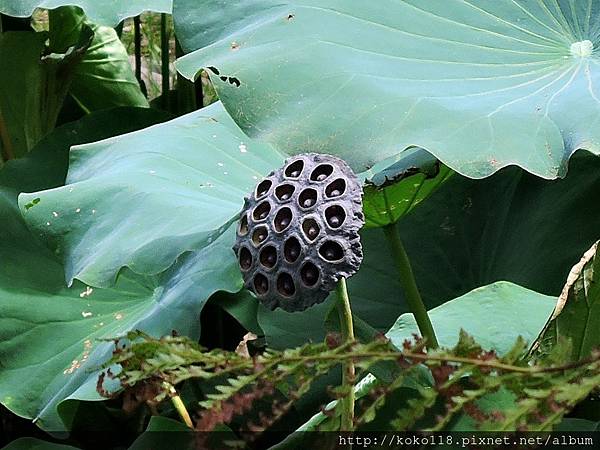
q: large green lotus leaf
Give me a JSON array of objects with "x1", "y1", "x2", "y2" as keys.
[
  {"x1": 537, "y1": 241, "x2": 600, "y2": 361},
  {"x1": 175, "y1": 0, "x2": 600, "y2": 179},
  {"x1": 257, "y1": 151, "x2": 600, "y2": 349},
  {"x1": 0, "y1": 29, "x2": 90, "y2": 159},
  {"x1": 0, "y1": 109, "x2": 245, "y2": 432},
  {"x1": 48, "y1": 7, "x2": 149, "y2": 112},
  {"x1": 0, "y1": 0, "x2": 171, "y2": 26},
  {"x1": 388, "y1": 282, "x2": 556, "y2": 354},
  {"x1": 19, "y1": 101, "x2": 283, "y2": 288}
]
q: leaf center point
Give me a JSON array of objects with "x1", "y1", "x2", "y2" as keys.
[{"x1": 570, "y1": 40, "x2": 594, "y2": 57}]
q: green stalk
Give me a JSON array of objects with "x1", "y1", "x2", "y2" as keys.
[
  {"x1": 335, "y1": 277, "x2": 355, "y2": 431},
  {"x1": 382, "y1": 224, "x2": 439, "y2": 349}
]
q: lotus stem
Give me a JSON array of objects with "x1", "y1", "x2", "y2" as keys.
[
  {"x1": 335, "y1": 277, "x2": 355, "y2": 431},
  {"x1": 382, "y1": 224, "x2": 439, "y2": 349}
]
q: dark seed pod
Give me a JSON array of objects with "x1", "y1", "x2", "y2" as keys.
[{"x1": 233, "y1": 153, "x2": 364, "y2": 312}]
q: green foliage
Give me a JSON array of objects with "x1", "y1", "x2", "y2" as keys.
[
  {"x1": 0, "y1": 28, "x2": 91, "y2": 158},
  {"x1": 0, "y1": 0, "x2": 171, "y2": 26},
  {"x1": 48, "y1": 7, "x2": 149, "y2": 112},
  {"x1": 175, "y1": 0, "x2": 600, "y2": 178},
  {"x1": 99, "y1": 330, "x2": 600, "y2": 438},
  {"x1": 0, "y1": 0, "x2": 599, "y2": 444}
]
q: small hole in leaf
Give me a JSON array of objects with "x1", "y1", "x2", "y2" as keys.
[
  {"x1": 275, "y1": 184, "x2": 295, "y2": 201},
  {"x1": 302, "y1": 218, "x2": 320, "y2": 241},
  {"x1": 325, "y1": 179, "x2": 346, "y2": 198},
  {"x1": 256, "y1": 179, "x2": 272, "y2": 199},
  {"x1": 238, "y1": 214, "x2": 249, "y2": 236},
  {"x1": 310, "y1": 164, "x2": 333, "y2": 182},
  {"x1": 259, "y1": 245, "x2": 277, "y2": 269},
  {"x1": 284, "y1": 236, "x2": 301, "y2": 262},
  {"x1": 277, "y1": 272, "x2": 295, "y2": 297},
  {"x1": 252, "y1": 226, "x2": 269, "y2": 246},
  {"x1": 325, "y1": 205, "x2": 346, "y2": 229},
  {"x1": 300, "y1": 262, "x2": 319, "y2": 287},
  {"x1": 274, "y1": 207, "x2": 293, "y2": 232},
  {"x1": 319, "y1": 241, "x2": 344, "y2": 262},
  {"x1": 239, "y1": 247, "x2": 253, "y2": 270},
  {"x1": 253, "y1": 201, "x2": 271, "y2": 221},
  {"x1": 254, "y1": 273, "x2": 269, "y2": 295},
  {"x1": 298, "y1": 188, "x2": 317, "y2": 208},
  {"x1": 284, "y1": 160, "x2": 304, "y2": 178}
]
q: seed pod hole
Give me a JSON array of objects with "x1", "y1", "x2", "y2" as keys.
[
  {"x1": 238, "y1": 214, "x2": 249, "y2": 236},
  {"x1": 298, "y1": 188, "x2": 317, "y2": 208},
  {"x1": 283, "y1": 236, "x2": 301, "y2": 262},
  {"x1": 277, "y1": 272, "x2": 295, "y2": 297},
  {"x1": 302, "y1": 218, "x2": 321, "y2": 242},
  {"x1": 284, "y1": 159, "x2": 304, "y2": 178},
  {"x1": 325, "y1": 205, "x2": 346, "y2": 229},
  {"x1": 259, "y1": 245, "x2": 277, "y2": 269},
  {"x1": 274, "y1": 207, "x2": 293, "y2": 232},
  {"x1": 253, "y1": 201, "x2": 271, "y2": 221},
  {"x1": 275, "y1": 184, "x2": 295, "y2": 201},
  {"x1": 254, "y1": 273, "x2": 269, "y2": 295},
  {"x1": 255, "y1": 179, "x2": 272, "y2": 199},
  {"x1": 300, "y1": 262, "x2": 320, "y2": 287},
  {"x1": 310, "y1": 164, "x2": 333, "y2": 182},
  {"x1": 319, "y1": 240, "x2": 344, "y2": 262},
  {"x1": 239, "y1": 247, "x2": 253, "y2": 270},
  {"x1": 325, "y1": 178, "x2": 346, "y2": 198},
  {"x1": 252, "y1": 226, "x2": 269, "y2": 246}
]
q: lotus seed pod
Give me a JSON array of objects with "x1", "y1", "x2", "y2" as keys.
[{"x1": 233, "y1": 153, "x2": 364, "y2": 312}]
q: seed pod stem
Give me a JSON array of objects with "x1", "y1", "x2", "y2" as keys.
[
  {"x1": 382, "y1": 224, "x2": 439, "y2": 349},
  {"x1": 335, "y1": 277, "x2": 355, "y2": 431}
]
